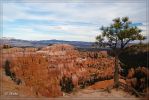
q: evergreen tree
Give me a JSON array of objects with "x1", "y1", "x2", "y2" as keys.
[{"x1": 95, "y1": 17, "x2": 146, "y2": 88}]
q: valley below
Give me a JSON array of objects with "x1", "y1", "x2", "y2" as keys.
[{"x1": 0, "y1": 44, "x2": 148, "y2": 99}]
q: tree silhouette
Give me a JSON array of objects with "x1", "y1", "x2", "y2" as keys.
[{"x1": 95, "y1": 17, "x2": 146, "y2": 88}]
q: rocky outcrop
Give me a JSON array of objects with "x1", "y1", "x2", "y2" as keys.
[{"x1": 2, "y1": 44, "x2": 115, "y2": 97}]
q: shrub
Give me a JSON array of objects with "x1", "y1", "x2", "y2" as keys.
[
  {"x1": 119, "y1": 44, "x2": 148, "y2": 68},
  {"x1": 4, "y1": 60, "x2": 11, "y2": 76},
  {"x1": 60, "y1": 76, "x2": 74, "y2": 93},
  {"x1": 3, "y1": 44, "x2": 12, "y2": 49},
  {"x1": 4, "y1": 60, "x2": 21, "y2": 85}
]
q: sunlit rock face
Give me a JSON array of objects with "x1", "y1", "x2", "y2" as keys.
[{"x1": 2, "y1": 44, "x2": 115, "y2": 97}]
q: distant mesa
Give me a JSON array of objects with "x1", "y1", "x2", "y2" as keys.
[{"x1": 0, "y1": 37, "x2": 93, "y2": 48}]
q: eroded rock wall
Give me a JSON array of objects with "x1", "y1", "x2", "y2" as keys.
[{"x1": 2, "y1": 44, "x2": 114, "y2": 97}]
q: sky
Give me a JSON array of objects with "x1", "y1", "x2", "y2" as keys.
[{"x1": 1, "y1": 0, "x2": 148, "y2": 42}]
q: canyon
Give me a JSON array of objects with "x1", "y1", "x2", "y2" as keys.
[{"x1": 0, "y1": 44, "x2": 148, "y2": 98}]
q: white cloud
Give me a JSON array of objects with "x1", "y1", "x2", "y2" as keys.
[{"x1": 2, "y1": 1, "x2": 148, "y2": 42}]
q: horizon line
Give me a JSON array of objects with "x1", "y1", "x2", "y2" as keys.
[{"x1": 0, "y1": 37, "x2": 95, "y2": 43}]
